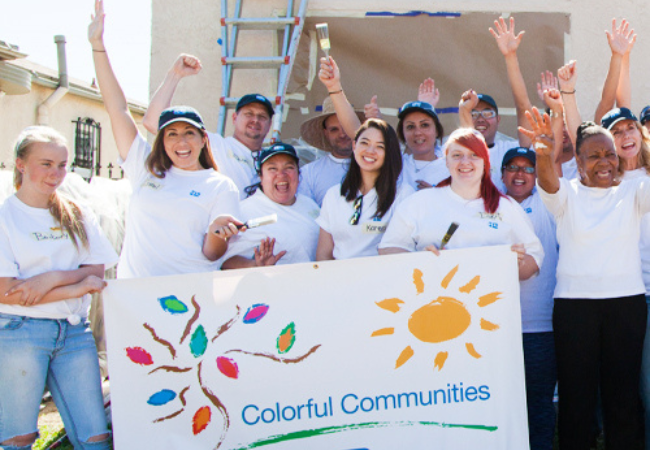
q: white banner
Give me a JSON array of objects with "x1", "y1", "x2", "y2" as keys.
[{"x1": 104, "y1": 245, "x2": 529, "y2": 449}]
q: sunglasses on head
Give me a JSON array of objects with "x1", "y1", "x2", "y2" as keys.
[
  {"x1": 504, "y1": 164, "x2": 535, "y2": 174},
  {"x1": 349, "y1": 195, "x2": 363, "y2": 225},
  {"x1": 471, "y1": 109, "x2": 497, "y2": 120}
]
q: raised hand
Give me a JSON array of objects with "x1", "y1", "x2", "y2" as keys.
[
  {"x1": 254, "y1": 237, "x2": 286, "y2": 266},
  {"x1": 459, "y1": 89, "x2": 479, "y2": 112},
  {"x1": 557, "y1": 60, "x2": 577, "y2": 93},
  {"x1": 172, "y1": 54, "x2": 202, "y2": 78},
  {"x1": 417, "y1": 78, "x2": 440, "y2": 107},
  {"x1": 519, "y1": 108, "x2": 555, "y2": 158},
  {"x1": 606, "y1": 18, "x2": 636, "y2": 56},
  {"x1": 88, "y1": 0, "x2": 105, "y2": 49},
  {"x1": 364, "y1": 95, "x2": 381, "y2": 119},
  {"x1": 537, "y1": 71, "x2": 559, "y2": 104},
  {"x1": 318, "y1": 56, "x2": 342, "y2": 92},
  {"x1": 489, "y1": 16, "x2": 525, "y2": 57},
  {"x1": 543, "y1": 88, "x2": 564, "y2": 114}
]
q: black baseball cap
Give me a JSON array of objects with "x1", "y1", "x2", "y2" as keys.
[
  {"x1": 640, "y1": 106, "x2": 650, "y2": 125},
  {"x1": 398, "y1": 101, "x2": 439, "y2": 121},
  {"x1": 236, "y1": 94, "x2": 275, "y2": 117},
  {"x1": 256, "y1": 142, "x2": 299, "y2": 171},
  {"x1": 158, "y1": 106, "x2": 205, "y2": 131}
]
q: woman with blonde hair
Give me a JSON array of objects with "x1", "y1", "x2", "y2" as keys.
[{"x1": 0, "y1": 126, "x2": 117, "y2": 449}]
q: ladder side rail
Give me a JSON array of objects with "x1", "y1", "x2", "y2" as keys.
[{"x1": 218, "y1": 0, "x2": 230, "y2": 135}]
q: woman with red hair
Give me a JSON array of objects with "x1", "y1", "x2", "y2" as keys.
[{"x1": 379, "y1": 127, "x2": 542, "y2": 280}]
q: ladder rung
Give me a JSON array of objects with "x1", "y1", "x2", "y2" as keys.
[
  {"x1": 221, "y1": 56, "x2": 290, "y2": 68},
  {"x1": 221, "y1": 17, "x2": 300, "y2": 30}
]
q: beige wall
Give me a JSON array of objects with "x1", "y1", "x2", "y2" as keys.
[
  {"x1": 151, "y1": 0, "x2": 650, "y2": 139},
  {"x1": 0, "y1": 83, "x2": 145, "y2": 179}
]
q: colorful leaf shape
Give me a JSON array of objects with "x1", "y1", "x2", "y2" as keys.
[
  {"x1": 192, "y1": 406, "x2": 211, "y2": 435},
  {"x1": 147, "y1": 389, "x2": 177, "y2": 406},
  {"x1": 159, "y1": 296, "x2": 188, "y2": 314},
  {"x1": 217, "y1": 356, "x2": 239, "y2": 379},
  {"x1": 126, "y1": 346, "x2": 153, "y2": 365},
  {"x1": 190, "y1": 325, "x2": 208, "y2": 358},
  {"x1": 277, "y1": 322, "x2": 296, "y2": 354},
  {"x1": 243, "y1": 304, "x2": 269, "y2": 324}
]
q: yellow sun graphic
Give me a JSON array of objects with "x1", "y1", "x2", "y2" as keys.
[{"x1": 371, "y1": 265, "x2": 502, "y2": 371}]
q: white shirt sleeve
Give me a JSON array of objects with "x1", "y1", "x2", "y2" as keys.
[
  {"x1": 78, "y1": 206, "x2": 120, "y2": 269},
  {"x1": 536, "y1": 177, "x2": 569, "y2": 218},
  {"x1": 0, "y1": 221, "x2": 18, "y2": 278}
]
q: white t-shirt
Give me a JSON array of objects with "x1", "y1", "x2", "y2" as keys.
[
  {"x1": 0, "y1": 195, "x2": 118, "y2": 320},
  {"x1": 623, "y1": 169, "x2": 650, "y2": 294},
  {"x1": 208, "y1": 132, "x2": 259, "y2": 199},
  {"x1": 518, "y1": 191, "x2": 558, "y2": 333},
  {"x1": 297, "y1": 154, "x2": 349, "y2": 206},
  {"x1": 400, "y1": 154, "x2": 450, "y2": 190},
  {"x1": 379, "y1": 185, "x2": 544, "y2": 271},
  {"x1": 118, "y1": 134, "x2": 240, "y2": 278},
  {"x1": 561, "y1": 158, "x2": 578, "y2": 180},
  {"x1": 538, "y1": 176, "x2": 650, "y2": 299},
  {"x1": 317, "y1": 183, "x2": 414, "y2": 260},
  {"x1": 223, "y1": 190, "x2": 320, "y2": 265}
]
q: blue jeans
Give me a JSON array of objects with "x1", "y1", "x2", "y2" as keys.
[
  {"x1": 522, "y1": 332, "x2": 557, "y2": 450},
  {"x1": 0, "y1": 313, "x2": 110, "y2": 450},
  {"x1": 641, "y1": 295, "x2": 650, "y2": 450}
]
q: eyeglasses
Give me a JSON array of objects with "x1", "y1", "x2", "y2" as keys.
[
  {"x1": 504, "y1": 164, "x2": 535, "y2": 174},
  {"x1": 350, "y1": 195, "x2": 363, "y2": 225},
  {"x1": 471, "y1": 109, "x2": 497, "y2": 120}
]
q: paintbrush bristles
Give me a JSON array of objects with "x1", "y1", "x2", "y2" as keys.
[{"x1": 315, "y1": 23, "x2": 330, "y2": 57}]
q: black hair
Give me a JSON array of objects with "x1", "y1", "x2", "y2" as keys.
[
  {"x1": 341, "y1": 119, "x2": 402, "y2": 219},
  {"x1": 575, "y1": 121, "x2": 610, "y2": 155},
  {"x1": 397, "y1": 110, "x2": 444, "y2": 145}
]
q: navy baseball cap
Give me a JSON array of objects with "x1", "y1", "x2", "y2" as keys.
[
  {"x1": 640, "y1": 106, "x2": 650, "y2": 125},
  {"x1": 398, "y1": 101, "x2": 439, "y2": 121},
  {"x1": 477, "y1": 94, "x2": 498, "y2": 114},
  {"x1": 158, "y1": 106, "x2": 205, "y2": 131},
  {"x1": 256, "y1": 142, "x2": 299, "y2": 171},
  {"x1": 601, "y1": 107, "x2": 638, "y2": 130},
  {"x1": 236, "y1": 94, "x2": 275, "y2": 117},
  {"x1": 502, "y1": 147, "x2": 536, "y2": 169}
]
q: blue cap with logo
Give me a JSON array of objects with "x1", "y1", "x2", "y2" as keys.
[
  {"x1": 640, "y1": 106, "x2": 650, "y2": 125},
  {"x1": 502, "y1": 146, "x2": 536, "y2": 169},
  {"x1": 236, "y1": 94, "x2": 275, "y2": 117},
  {"x1": 256, "y1": 142, "x2": 299, "y2": 171},
  {"x1": 158, "y1": 106, "x2": 205, "y2": 131},
  {"x1": 601, "y1": 107, "x2": 638, "y2": 130},
  {"x1": 477, "y1": 94, "x2": 498, "y2": 115},
  {"x1": 398, "y1": 101, "x2": 439, "y2": 121}
]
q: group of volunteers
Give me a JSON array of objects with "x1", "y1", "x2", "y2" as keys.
[{"x1": 1, "y1": 0, "x2": 650, "y2": 448}]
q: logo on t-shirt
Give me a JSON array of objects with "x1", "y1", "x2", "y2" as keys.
[
  {"x1": 32, "y1": 230, "x2": 69, "y2": 242},
  {"x1": 142, "y1": 179, "x2": 163, "y2": 191},
  {"x1": 190, "y1": 190, "x2": 201, "y2": 197}
]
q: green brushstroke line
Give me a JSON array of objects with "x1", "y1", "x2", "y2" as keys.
[{"x1": 234, "y1": 420, "x2": 497, "y2": 449}]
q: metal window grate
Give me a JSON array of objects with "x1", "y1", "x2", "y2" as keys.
[{"x1": 71, "y1": 117, "x2": 101, "y2": 180}]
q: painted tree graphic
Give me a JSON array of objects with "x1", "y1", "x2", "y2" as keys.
[{"x1": 125, "y1": 295, "x2": 321, "y2": 449}]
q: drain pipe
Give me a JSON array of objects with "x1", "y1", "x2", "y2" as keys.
[{"x1": 37, "y1": 35, "x2": 69, "y2": 125}]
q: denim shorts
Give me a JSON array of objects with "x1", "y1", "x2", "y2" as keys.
[{"x1": 0, "y1": 313, "x2": 109, "y2": 449}]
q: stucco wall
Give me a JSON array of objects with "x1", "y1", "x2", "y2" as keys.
[
  {"x1": 150, "y1": 0, "x2": 650, "y2": 139},
  {"x1": 0, "y1": 83, "x2": 145, "y2": 179}
]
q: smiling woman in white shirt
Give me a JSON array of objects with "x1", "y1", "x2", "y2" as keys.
[
  {"x1": 378, "y1": 127, "x2": 543, "y2": 281},
  {"x1": 524, "y1": 110, "x2": 650, "y2": 450}
]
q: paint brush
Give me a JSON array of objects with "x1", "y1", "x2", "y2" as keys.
[
  {"x1": 215, "y1": 214, "x2": 278, "y2": 234},
  {"x1": 439, "y1": 222, "x2": 459, "y2": 250},
  {"x1": 315, "y1": 23, "x2": 330, "y2": 58}
]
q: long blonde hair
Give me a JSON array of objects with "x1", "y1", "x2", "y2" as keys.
[{"x1": 13, "y1": 126, "x2": 88, "y2": 249}]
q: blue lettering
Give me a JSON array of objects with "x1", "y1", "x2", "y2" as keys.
[
  {"x1": 479, "y1": 385, "x2": 491, "y2": 400},
  {"x1": 341, "y1": 393, "x2": 359, "y2": 414},
  {"x1": 360, "y1": 397, "x2": 374, "y2": 412},
  {"x1": 282, "y1": 405, "x2": 296, "y2": 421},
  {"x1": 261, "y1": 408, "x2": 276, "y2": 423},
  {"x1": 242, "y1": 404, "x2": 259, "y2": 425},
  {"x1": 465, "y1": 386, "x2": 478, "y2": 402}
]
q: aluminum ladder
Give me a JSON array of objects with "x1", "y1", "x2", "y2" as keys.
[{"x1": 218, "y1": 0, "x2": 309, "y2": 142}]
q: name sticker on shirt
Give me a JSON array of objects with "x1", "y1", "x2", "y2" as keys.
[
  {"x1": 363, "y1": 222, "x2": 387, "y2": 234},
  {"x1": 142, "y1": 179, "x2": 163, "y2": 191},
  {"x1": 477, "y1": 212, "x2": 504, "y2": 222}
]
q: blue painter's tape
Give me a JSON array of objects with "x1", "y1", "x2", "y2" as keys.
[
  {"x1": 436, "y1": 107, "x2": 459, "y2": 114},
  {"x1": 366, "y1": 11, "x2": 461, "y2": 18}
]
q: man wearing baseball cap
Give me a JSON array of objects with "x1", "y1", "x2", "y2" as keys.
[
  {"x1": 143, "y1": 54, "x2": 274, "y2": 199},
  {"x1": 640, "y1": 106, "x2": 650, "y2": 133},
  {"x1": 298, "y1": 97, "x2": 364, "y2": 206},
  {"x1": 501, "y1": 146, "x2": 559, "y2": 450}
]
